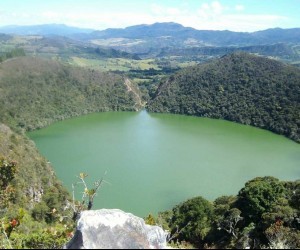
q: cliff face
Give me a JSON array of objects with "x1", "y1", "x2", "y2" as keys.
[{"x1": 65, "y1": 209, "x2": 167, "y2": 249}]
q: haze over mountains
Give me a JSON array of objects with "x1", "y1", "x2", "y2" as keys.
[
  {"x1": 1, "y1": 22, "x2": 300, "y2": 63},
  {"x1": 1, "y1": 22, "x2": 300, "y2": 46},
  {"x1": 0, "y1": 23, "x2": 94, "y2": 36}
]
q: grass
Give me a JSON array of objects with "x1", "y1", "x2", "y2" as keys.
[{"x1": 69, "y1": 57, "x2": 160, "y2": 72}]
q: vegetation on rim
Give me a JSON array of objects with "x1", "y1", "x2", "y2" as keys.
[
  {"x1": 0, "y1": 56, "x2": 142, "y2": 131},
  {"x1": 155, "y1": 177, "x2": 300, "y2": 249},
  {"x1": 147, "y1": 52, "x2": 300, "y2": 142}
]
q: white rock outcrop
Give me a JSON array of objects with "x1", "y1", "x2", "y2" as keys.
[{"x1": 65, "y1": 209, "x2": 167, "y2": 249}]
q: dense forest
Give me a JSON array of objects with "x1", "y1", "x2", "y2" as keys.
[
  {"x1": 0, "y1": 56, "x2": 142, "y2": 131},
  {"x1": 153, "y1": 176, "x2": 300, "y2": 249},
  {"x1": 147, "y1": 52, "x2": 300, "y2": 142}
]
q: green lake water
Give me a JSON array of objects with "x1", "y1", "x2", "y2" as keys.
[{"x1": 28, "y1": 111, "x2": 300, "y2": 217}]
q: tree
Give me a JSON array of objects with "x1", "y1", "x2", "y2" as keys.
[
  {"x1": 70, "y1": 172, "x2": 106, "y2": 221},
  {"x1": 216, "y1": 208, "x2": 243, "y2": 239},
  {"x1": 236, "y1": 177, "x2": 286, "y2": 223},
  {"x1": 170, "y1": 196, "x2": 214, "y2": 245}
]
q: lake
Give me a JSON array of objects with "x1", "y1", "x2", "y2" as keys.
[{"x1": 28, "y1": 111, "x2": 300, "y2": 217}]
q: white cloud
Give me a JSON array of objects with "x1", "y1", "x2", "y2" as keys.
[
  {"x1": 0, "y1": 2, "x2": 291, "y2": 32},
  {"x1": 166, "y1": 8, "x2": 181, "y2": 16},
  {"x1": 197, "y1": 1, "x2": 225, "y2": 21},
  {"x1": 41, "y1": 11, "x2": 61, "y2": 19},
  {"x1": 235, "y1": 5, "x2": 245, "y2": 12},
  {"x1": 211, "y1": 1, "x2": 224, "y2": 15},
  {"x1": 151, "y1": 4, "x2": 164, "y2": 15}
]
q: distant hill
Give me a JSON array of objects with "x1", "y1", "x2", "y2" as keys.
[
  {"x1": 86, "y1": 22, "x2": 300, "y2": 46},
  {"x1": 0, "y1": 23, "x2": 94, "y2": 36},
  {"x1": 21, "y1": 36, "x2": 141, "y2": 60},
  {"x1": 2, "y1": 23, "x2": 300, "y2": 47},
  {"x1": 157, "y1": 43, "x2": 300, "y2": 61},
  {"x1": 89, "y1": 22, "x2": 195, "y2": 39},
  {"x1": 1, "y1": 23, "x2": 300, "y2": 61},
  {"x1": 0, "y1": 57, "x2": 142, "y2": 131},
  {"x1": 147, "y1": 52, "x2": 300, "y2": 142},
  {"x1": 82, "y1": 22, "x2": 300, "y2": 59},
  {"x1": 0, "y1": 35, "x2": 141, "y2": 62}
]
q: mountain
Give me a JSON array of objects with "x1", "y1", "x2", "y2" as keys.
[
  {"x1": 81, "y1": 22, "x2": 300, "y2": 59},
  {"x1": 86, "y1": 22, "x2": 300, "y2": 46},
  {"x1": 0, "y1": 56, "x2": 142, "y2": 131},
  {"x1": 0, "y1": 23, "x2": 94, "y2": 36},
  {"x1": 1, "y1": 23, "x2": 300, "y2": 61},
  {"x1": 252, "y1": 27, "x2": 300, "y2": 44},
  {"x1": 0, "y1": 34, "x2": 141, "y2": 66},
  {"x1": 147, "y1": 52, "x2": 300, "y2": 142},
  {"x1": 2, "y1": 23, "x2": 300, "y2": 47},
  {"x1": 89, "y1": 22, "x2": 195, "y2": 39}
]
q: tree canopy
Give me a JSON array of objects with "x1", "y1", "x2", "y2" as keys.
[{"x1": 147, "y1": 52, "x2": 300, "y2": 142}]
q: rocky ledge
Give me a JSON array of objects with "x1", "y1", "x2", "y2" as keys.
[{"x1": 65, "y1": 209, "x2": 167, "y2": 249}]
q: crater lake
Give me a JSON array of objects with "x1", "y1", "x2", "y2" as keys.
[{"x1": 28, "y1": 111, "x2": 300, "y2": 217}]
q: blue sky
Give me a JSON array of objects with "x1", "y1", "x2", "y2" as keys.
[{"x1": 0, "y1": 0, "x2": 299, "y2": 31}]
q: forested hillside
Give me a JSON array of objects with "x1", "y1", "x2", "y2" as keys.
[
  {"x1": 0, "y1": 124, "x2": 73, "y2": 248},
  {"x1": 147, "y1": 52, "x2": 300, "y2": 142},
  {"x1": 0, "y1": 57, "x2": 142, "y2": 131},
  {"x1": 0, "y1": 54, "x2": 144, "y2": 248},
  {"x1": 157, "y1": 177, "x2": 300, "y2": 249}
]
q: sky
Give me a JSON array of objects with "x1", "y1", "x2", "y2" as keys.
[{"x1": 0, "y1": 0, "x2": 299, "y2": 32}]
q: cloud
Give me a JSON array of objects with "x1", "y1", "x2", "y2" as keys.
[
  {"x1": 41, "y1": 11, "x2": 61, "y2": 19},
  {"x1": 151, "y1": 4, "x2": 164, "y2": 15},
  {"x1": 235, "y1": 5, "x2": 245, "y2": 12},
  {"x1": 0, "y1": 1, "x2": 291, "y2": 32}
]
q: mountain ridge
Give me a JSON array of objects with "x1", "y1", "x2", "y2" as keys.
[
  {"x1": 0, "y1": 23, "x2": 94, "y2": 36},
  {"x1": 1, "y1": 22, "x2": 300, "y2": 46}
]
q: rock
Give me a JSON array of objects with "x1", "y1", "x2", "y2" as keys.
[{"x1": 65, "y1": 209, "x2": 167, "y2": 249}]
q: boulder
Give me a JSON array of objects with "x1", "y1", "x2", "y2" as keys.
[{"x1": 65, "y1": 209, "x2": 167, "y2": 249}]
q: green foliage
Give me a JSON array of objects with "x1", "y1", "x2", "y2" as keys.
[
  {"x1": 147, "y1": 52, "x2": 300, "y2": 142},
  {"x1": 0, "y1": 126, "x2": 73, "y2": 249},
  {"x1": 31, "y1": 202, "x2": 50, "y2": 222},
  {"x1": 284, "y1": 180, "x2": 300, "y2": 209},
  {"x1": 236, "y1": 177, "x2": 286, "y2": 223},
  {"x1": 0, "y1": 48, "x2": 25, "y2": 62},
  {"x1": 0, "y1": 158, "x2": 17, "y2": 210},
  {"x1": 0, "y1": 158, "x2": 17, "y2": 190},
  {"x1": 0, "y1": 56, "x2": 141, "y2": 131},
  {"x1": 11, "y1": 225, "x2": 72, "y2": 249},
  {"x1": 162, "y1": 177, "x2": 300, "y2": 249},
  {"x1": 170, "y1": 196, "x2": 214, "y2": 245}
]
